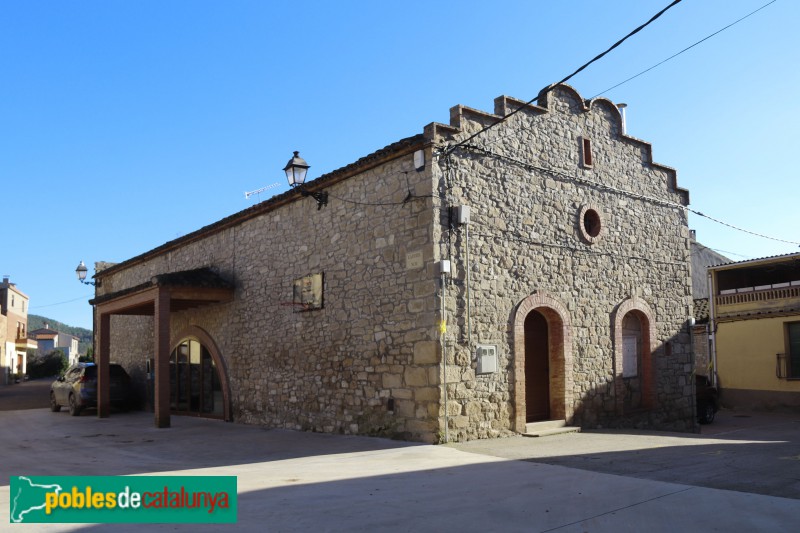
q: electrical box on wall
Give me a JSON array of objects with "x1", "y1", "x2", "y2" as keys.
[
  {"x1": 476, "y1": 344, "x2": 497, "y2": 374},
  {"x1": 453, "y1": 205, "x2": 471, "y2": 225}
]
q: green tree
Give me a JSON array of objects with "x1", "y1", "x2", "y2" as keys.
[
  {"x1": 27, "y1": 349, "x2": 68, "y2": 379},
  {"x1": 79, "y1": 346, "x2": 94, "y2": 363}
]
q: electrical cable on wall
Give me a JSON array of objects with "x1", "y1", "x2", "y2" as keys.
[{"x1": 452, "y1": 143, "x2": 800, "y2": 247}]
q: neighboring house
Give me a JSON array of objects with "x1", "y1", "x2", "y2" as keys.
[
  {"x1": 29, "y1": 325, "x2": 80, "y2": 366},
  {"x1": 707, "y1": 252, "x2": 800, "y2": 410},
  {"x1": 89, "y1": 84, "x2": 695, "y2": 442},
  {"x1": 689, "y1": 235, "x2": 730, "y2": 377},
  {"x1": 0, "y1": 277, "x2": 36, "y2": 384}
]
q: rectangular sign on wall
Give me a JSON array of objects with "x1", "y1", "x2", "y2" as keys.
[{"x1": 293, "y1": 272, "x2": 324, "y2": 311}]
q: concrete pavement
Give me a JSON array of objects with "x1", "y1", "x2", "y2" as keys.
[
  {"x1": 2, "y1": 408, "x2": 799, "y2": 532},
  {"x1": 452, "y1": 409, "x2": 800, "y2": 499}
]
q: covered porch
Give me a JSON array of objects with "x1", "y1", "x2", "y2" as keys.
[{"x1": 90, "y1": 268, "x2": 234, "y2": 428}]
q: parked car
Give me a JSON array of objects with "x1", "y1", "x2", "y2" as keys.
[
  {"x1": 50, "y1": 363, "x2": 132, "y2": 416},
  {"x1": 696, "y1": 374, "x2": 719, "y2": 424}
]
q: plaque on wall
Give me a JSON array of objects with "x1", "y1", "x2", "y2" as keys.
[{"x1": 293, "y1": 272, "x2": 324, "y2": 311}]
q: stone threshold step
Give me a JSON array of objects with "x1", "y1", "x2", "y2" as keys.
[
  {"x1": 522, "y1": 426, "x2": 581, "y2": 438},
  {"x1": 522, "y1": 420, "x2": 581, "y2": 437}
]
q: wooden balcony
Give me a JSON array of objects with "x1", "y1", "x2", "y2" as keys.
[{"x1": 715, "y1": 285, "x2": 800, "y2": 318}]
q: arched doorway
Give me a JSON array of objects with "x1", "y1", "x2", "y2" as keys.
[
  {"x1": 168, "y1": 327, "x2": 231, "y2": 420},
  {"x1": 170, "y1": 339, "x2": 224, "y2": 417},
  {"x1": 525, "y1": 310, "x2": 550, "y2": 422},
  {"x1": 513, "y1": 293, "x2": 574, "y2": 432},
  {"x1": 620, "y1": 312, "x2": 643, "y2": 412}
]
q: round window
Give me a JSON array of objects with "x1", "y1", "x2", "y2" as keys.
[
  {"x1": 578, "y1": 205, "x2": 605, "y2": 244},
  {"x1": 584, "y1": 209, "x2": 601, "y2": 237}
]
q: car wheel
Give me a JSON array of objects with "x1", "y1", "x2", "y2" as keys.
[
  {"x1": 698, "y1": 402, "x2": 715, "y2": 424},
  {"x1": 68, "y1": 394, "x2": 82, "y2": 416},
  {"x1": 50, "y1": 392, "x2": 61, "y2": 412}
]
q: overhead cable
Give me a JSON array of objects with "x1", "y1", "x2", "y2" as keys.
[
  {"x1": 591, "y1": 0, "x2": 778, "y2": 98},
  {"x1": 442, "y1": 0, "x2": 684, "y2": 157}
]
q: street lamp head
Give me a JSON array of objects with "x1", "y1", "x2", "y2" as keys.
[
  {"x1": 75, "y1": 260, "x2": 98, "y2": 286},
  {"x1": 76, "y1": 261, "x2": 88, "y2": 282},
  {"x1": 283, "y1": 151, "x2": 310, "y2": 187}
]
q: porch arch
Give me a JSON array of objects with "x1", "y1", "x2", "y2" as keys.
[
  {"x1": 513, "y1": 292, "x2": 574, "y2": 432},
  {"x1": 170, "y1": 325, "x2": 232, "y2": 421}
]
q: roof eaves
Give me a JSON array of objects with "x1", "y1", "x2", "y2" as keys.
[{"x1": 96, "y1": 134, "x2": 427, "y2": 279}]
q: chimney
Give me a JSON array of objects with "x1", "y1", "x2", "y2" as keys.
[
  {"x1": 690, "y1": 229, "x2": 697, "y2": 241},
  {"x1": 617, "y1": 103, "x2": 628, "y2": 135}
]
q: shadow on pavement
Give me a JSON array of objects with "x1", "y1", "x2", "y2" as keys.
[{"x1": 453, "y1": 410, "x2": 800, "y2": 499}]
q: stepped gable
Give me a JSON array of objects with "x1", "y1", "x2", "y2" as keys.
[{"x1": 425, "y1": 83, "x2": 689, "y2": 205}]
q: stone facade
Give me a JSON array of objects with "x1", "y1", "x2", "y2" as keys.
[
  {"x1": 428, "y1": 85, "x2": 694, "y2": 439},
  {"x1": 94, "y1": 84, "x2": 695, "y2": 443}
]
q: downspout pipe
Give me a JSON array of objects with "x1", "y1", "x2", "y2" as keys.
[
  {"x1": 439, "y1": 260, "x2": 451, "y2": 444},
  {"x1": 707, "y1": 271, "x2": 719, "y2": 388}
]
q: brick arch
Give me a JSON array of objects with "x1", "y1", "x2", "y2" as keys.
[
  {"x1": 513, "y1": 292, "x2": 574, "y2": 432},
  {"x1": 171, "y1": 325, "x2": 232, "y2": 421},
  {"x1": 612, "y1": 298, "x2": 657, "y2": 413}
]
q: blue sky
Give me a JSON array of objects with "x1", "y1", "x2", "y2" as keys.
[{"x1": 3, "y1": 0, "x2": 798, "y2": 330}]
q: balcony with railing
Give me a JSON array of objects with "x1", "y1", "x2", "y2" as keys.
[
  {"x1": 715, "y1": 282, "x2": 800, "y2": 318},
  {"x1": 15, "y1": 336, "x2": 38, "y2": 351}
]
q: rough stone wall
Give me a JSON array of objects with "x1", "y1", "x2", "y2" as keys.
[
  {"x1": 95, "y1": 83, "x2": 695, "y2": 443},
  {"x1": 97, "y1": 149, "x2": 443, "y2": 442},
  {"x1": 693, "y1": 324, "x2": 711, "y2": 377},
  {"x1": 428, "y1": 85, "x2": 695, "y2": 440}
]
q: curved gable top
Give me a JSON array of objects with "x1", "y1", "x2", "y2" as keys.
[{"x1": 429, "y1": 82, "x2": 689, "y2": 206}]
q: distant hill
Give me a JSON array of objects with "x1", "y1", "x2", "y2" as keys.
[{"x1": 27, "y1": 314, "x2": 92, "y2": 354}]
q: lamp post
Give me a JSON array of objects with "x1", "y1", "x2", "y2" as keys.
[
  {"x1": 75, "y1": 261, "x2": 98, "y2": 286},
  {"x1": 284, "y1": 151, "x2": 327, "y2": 209}
]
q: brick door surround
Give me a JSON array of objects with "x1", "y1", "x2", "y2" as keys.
[
  {"x1": 513, "y1": 292, "x2": 574, "y2": 432},
  {"x1": 612, "y1": 297, "x2": 657, "y2": 414}
]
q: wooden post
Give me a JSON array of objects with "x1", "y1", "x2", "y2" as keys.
[
  {"x1": 97, "y1": 312, "x2": 110, "y2": 418},
  {"x1": 154, "y1": 287, "x2": 171, "y2": 428}
]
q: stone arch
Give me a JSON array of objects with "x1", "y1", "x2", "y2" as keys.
[
  {"x1": 170, "y1": 325, "x2": 232, "y2": 421},
  {"x1": 513, "y1": 292, "x2": 574, "y2": 432},
  {"x1": 612, "y1": 298, "x2": 657, "y2": 413}
]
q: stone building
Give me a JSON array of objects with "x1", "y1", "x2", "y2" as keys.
[
  {"x1": 89, "y1": 84, "x2": 695, "y2": 442},
  {"x1": 689, "y1": 236, "x2": 730, "y2": 377}
]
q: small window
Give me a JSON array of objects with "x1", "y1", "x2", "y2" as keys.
[
  {"x1": 583, "y1": 209, "x2": 601, "y2": 238},
  {"x1": 577, "y1": 205, "x2": 606, "y2": 244},
  {"x1": 622, "y1": 336, "x2": 638, "y2": 377},
  {"x1": 581, "y1": 137, "x2": 593, "y2": 168}
]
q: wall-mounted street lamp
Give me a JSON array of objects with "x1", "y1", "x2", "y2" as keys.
[
  {"x1": 75, "y1": 261, "x2": 99, "y2": 286},
  {"x1": 284, "y1": 151, "x2": 327, "y2": 210}
]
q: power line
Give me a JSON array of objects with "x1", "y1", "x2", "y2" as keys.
[
  {"x1": 689, "y1": 209, "x2": 800, "y2": 246},
  {"x1": 476, "y1": 1, "x2": 778, "y2": 154},
  {"x1": 31, "y1": 295, "x2": 92, "y2": 309},
  {"x1": 591, "y1": 0, "x2": 778, "y2": 98},
  {"x1": 454, "y1": 143, "x2": 800, "y2": 247},
  {"x1": 442, "y1": 0, "x2": 684, "y2": 157}
]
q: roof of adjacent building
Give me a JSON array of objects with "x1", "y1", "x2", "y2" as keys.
[{"x1": 708, "y1": 251, "x2": 800, "y2": 271}]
